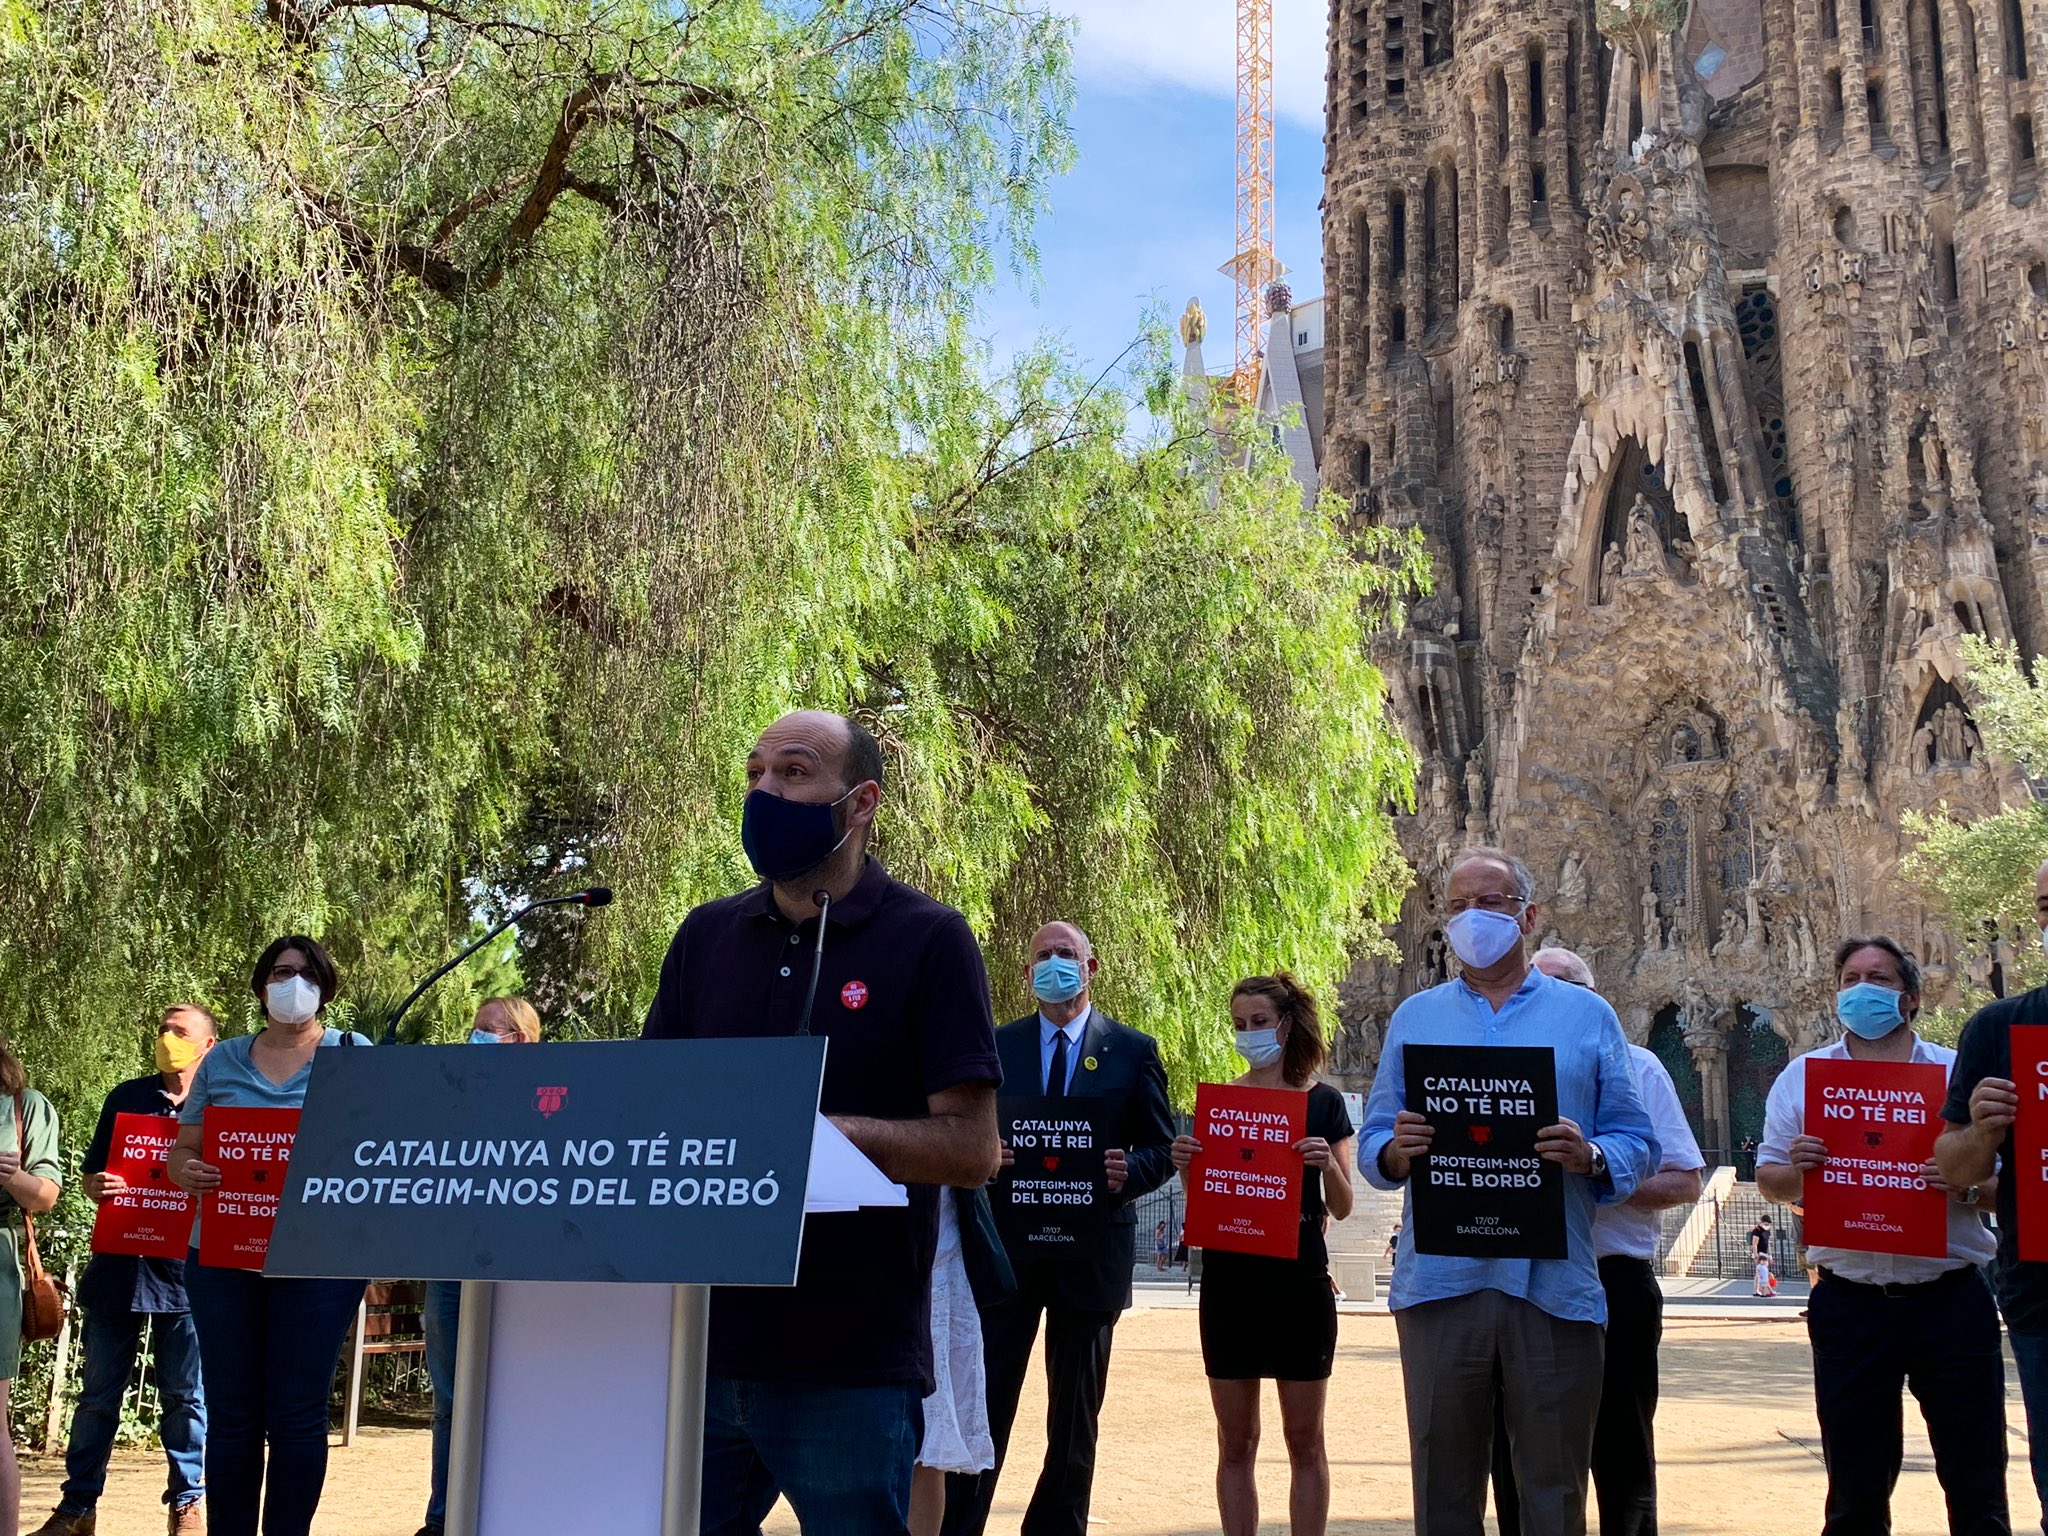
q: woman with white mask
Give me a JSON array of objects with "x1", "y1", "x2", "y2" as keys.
[
  {"x1": 1170, "y1": 973, "x2": 1355, "y2": 1536},
  {"x1": 167, "y1": 935, "x2": 371, "y2": 1536}
]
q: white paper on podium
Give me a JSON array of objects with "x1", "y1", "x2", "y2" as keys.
[{"x1": 805, "y1": 1114, "x2": 907, "y2": 1212}]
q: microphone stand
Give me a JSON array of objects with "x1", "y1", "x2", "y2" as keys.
[
  {"x1": 380, "y1": 892, "x2": 606, "y2": 1044},
  {"x1": 794, "y1": 890, "x2": 832, "y2": 1036}
]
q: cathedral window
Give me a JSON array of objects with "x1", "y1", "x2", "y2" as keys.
[
  {"x1": 2028, "y1": 260, "x2": 2047, "y2": 301},
  {"x1": 2006, "y1": 0, "x2": 2031, "y2": 79},
  {"x1": 1684, "y1": 340, "x2": 1731, "y2": 505},
  {"x1": 1824, "y1": 69, "x2": 1846, "y2": 145},
  {"x1": 1529, "y1": 46, "x2": 1547, "y2": 134},
  {"x1": 1391, "y1": 306, "x2": 1408, "y2": 355},
  {"x1": 1390, "y1": 189, "x2": 1408, "y2": 276},
  {"x1": 1822, "y1": 0, "x2": 1839, "y2": 41},
  {"x1": 2017, "y1": 111, "x2": 2038, "y2": 167}
]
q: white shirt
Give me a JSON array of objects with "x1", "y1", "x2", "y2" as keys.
[
  {"x1": 1037, "y1": 1005, "x2": 1092, "y2": 1094},
  {"x1": 1595, "y1": 1046, "x2": 1707, "y2": 1260},
  {"x1": 1759, "y1": 1034, "x2": 1996, "y2": 1283}
]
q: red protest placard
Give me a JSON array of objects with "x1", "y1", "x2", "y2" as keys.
[
  {"x1": 2014, "y1": 1026, "x2": 2048, "y2": 1261},
  {"x1": 1803, "y1": 1057, "x2": 1948, "y2": 1259},
  {"x1": 1184, "y1": 1083, "x2": 1306, "y2": 1259},
  {"x1": 89, "y1": 1113, "x2": 194, "y2": 1259},
  {"x1": 199, "y1": 1107, "x2": 300, "y2": 1271}
]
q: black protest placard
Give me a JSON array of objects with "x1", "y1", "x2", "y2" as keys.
[
  {"x1": 264, "y1": 1037, "x2": 825, "y2": 1285},
  {"x1": 1404, "y1": 1044, "x2": 1566, "y2": 1260},
  {"x1": 993, "y1": 1096, "x2": 1109, "y2": 1259}
]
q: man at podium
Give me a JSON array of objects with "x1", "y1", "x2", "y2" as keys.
[{"x1": 643, "y1": 710, "x2": 1003, "y2": 1536}]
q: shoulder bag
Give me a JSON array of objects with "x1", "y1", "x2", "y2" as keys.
[{"x1": 15, "y1": 1093, "x2": 64, "y2": 1343}]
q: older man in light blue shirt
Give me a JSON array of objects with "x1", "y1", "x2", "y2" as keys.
[{"x1": 1360, "y1": 846, "x2": 1656, "y2": 1536}]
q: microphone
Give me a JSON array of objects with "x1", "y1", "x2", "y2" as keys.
[
  {"x1": 795, "y1": 889, "x2": 832, "y2": 1037},
  {"x1": 380, "y1": 888, "x2": 614, "y2": 1043}
]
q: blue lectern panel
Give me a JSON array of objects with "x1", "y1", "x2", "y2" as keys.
[{"x1": 264, "y1": 1038, "x2": 824, "y2": 1284}]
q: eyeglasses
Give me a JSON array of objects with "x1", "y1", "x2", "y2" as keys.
[
  {"x1": 266, "y1": 965, "x2": 311, "y2": 983},
  {"x1": 1445, "y1": 894, "x2": 1526, "y2": 916}
]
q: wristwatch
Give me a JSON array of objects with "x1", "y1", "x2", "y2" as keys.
[
  {"x1": 1588, "y1": 1142, "x2": 1609, "y2": 1179},
  {"x1": 1963, "y1": 1184, "x2": 1983, "y2": 1207}
]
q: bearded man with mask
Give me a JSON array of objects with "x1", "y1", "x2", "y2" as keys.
[
  {"x1": 35, "y1": 1005, "x2": 216, "y2": 1536},
  {"x1": 642, "y1": 711, "x2": 1003, "y2": 1536},
  {"x1": 1360, "y1": 847, "x2": 1656, "y2": 1536},
  {"x1": 942, "y1": 921, "x2": 1175, "y2": 1536},
  {"x1": 1760, "y1": 936, "x2": 2006, "y2": 1536}
]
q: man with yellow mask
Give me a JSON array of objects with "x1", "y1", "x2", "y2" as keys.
[{"x1": 33, "y1": 1004, "x2": 216, "y2": 1536}]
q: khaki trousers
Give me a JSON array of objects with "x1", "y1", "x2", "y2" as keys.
[{"x1": 1394, "y1": 1287, "x2": 1605, "y2": 1536}]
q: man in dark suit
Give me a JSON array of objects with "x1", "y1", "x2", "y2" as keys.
[{"x1": 942, "y1": 920, "x2": 1176, "y2": 1536}]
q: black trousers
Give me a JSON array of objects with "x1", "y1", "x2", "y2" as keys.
[
  {"x1": 1492, "y1": 1255, "x2": 1664, "y2": 1536},
  {"x1": 941, "y1": 1292, "x2": 1118, "y2": 1536},
  {"x1": 1808, "y1": 1266, "x2": 2009, "y2": 1536}
]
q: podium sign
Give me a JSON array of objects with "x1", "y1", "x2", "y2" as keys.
[{"x1": 265, "y1": 1037, "x2": 826, "y2": 1284}]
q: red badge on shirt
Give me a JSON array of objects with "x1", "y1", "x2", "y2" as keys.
[{"x1": 841, "y1": 980, "x2": 869, "y2": 1010}]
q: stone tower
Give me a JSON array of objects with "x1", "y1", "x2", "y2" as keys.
[{"x1": 1322, "y1": 0, "x2": 2048, "y2": 1161}]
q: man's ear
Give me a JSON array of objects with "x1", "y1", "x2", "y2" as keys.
[
  {"x1": 1520, "y1": 901, "x2": 1541, "y2": 934},
  {"x1": 1085, "y1": 955, "x2": 1099, "y2": 979}
]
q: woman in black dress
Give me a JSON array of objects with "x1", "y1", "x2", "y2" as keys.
[{"x1": 1171, "y1": 973, "x2": 1354, "y2": 1536}]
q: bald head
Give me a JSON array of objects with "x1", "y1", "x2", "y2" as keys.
[
  {"x1": 1533, "y1": 946, "x2": 1595, "y2": 988},
  {"x1": 1029, "y1": 922, "x2": 1093, "y2": 967}
]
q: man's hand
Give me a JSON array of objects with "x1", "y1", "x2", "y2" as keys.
[
  {"x1": 1381, "y1": 1111, "x2": 1435, "y2": 1180},
  {"x1": 1786, "y1": 1134, "x2": 1830, "y2": 1172},
  {"x1": 1170, "y1": 1134, "x2": 1200, "y2": 1172},
  {"x1": 1106, "y1": 1149, "x2": 1128, "y2": 1193},
  {"x1": 1536, "y1": 1118, "x2": 1595, "y2": 1176},
  {"x1": 1970, "y1": 1077, "x2": 2019, "y2": 1136},
  {"x1": 85, "y1": 1171, "x2": 126, "y2": 1204},
  {"x1": 1921, "y1": 1158, "x2": 1951, "y2": 1194},
  {"x1": 0, "y1": 1149, "x2": 22, "y2": 1183},
  {"x1": 998, "y1": 1141, "x2": 1014, "y2": 1172}
]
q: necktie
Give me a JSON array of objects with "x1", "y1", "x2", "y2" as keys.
[{"x1": 1048, "y1": 1029, "x2": 1070, "y2": 1096}]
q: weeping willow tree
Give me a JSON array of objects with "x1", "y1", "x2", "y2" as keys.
[{"x1": 0, "y1": 0, "x2": 1419, "y2": 1152}]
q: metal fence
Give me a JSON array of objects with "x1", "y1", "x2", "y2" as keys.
[
  {"x1": 1690, "y1": 1184, "x2": 1805, "y2": 1282},
  {"x1": 1129, "y1": 1178, "x2": 1191, "y2": 1277}
]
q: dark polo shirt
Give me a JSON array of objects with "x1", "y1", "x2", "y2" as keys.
[
  {"x1": 78, "y1": 1075, "x2": 190, "y2": 1315},
  {"x1": 1944, "y1": 983, "x2": 2048, "y2": 1332},
  {"x1": 642, "y1": 855, "x2": 1000, "y2": 1390}
]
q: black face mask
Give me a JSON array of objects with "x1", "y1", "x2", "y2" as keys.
[{"x1": 740, "y1": 785, "x2": 857, "y2": 881}]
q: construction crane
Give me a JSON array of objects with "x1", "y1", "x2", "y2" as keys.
[{"x1": 1222, "y1": 0, "x2": 1279, "y2": 403}]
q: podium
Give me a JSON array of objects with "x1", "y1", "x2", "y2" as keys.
[{"x1": 264, "y1": 1037, "x2": 892, "y2": 1536}]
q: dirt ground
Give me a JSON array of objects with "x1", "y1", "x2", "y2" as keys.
[{"x1": 22, "y1": 1308, "x2": 2036, "y2": 1535}]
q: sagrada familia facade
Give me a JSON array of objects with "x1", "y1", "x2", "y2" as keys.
[{"x1": 1297, "y1": 0, "x2": 2048, "y2": 1159}]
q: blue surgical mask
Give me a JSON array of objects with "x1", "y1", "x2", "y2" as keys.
[
  {"x1": 1445, "y1": 908, "x2": 1523, "y2": 969},
  {"x1": 1835, "y1": 982, "x2": 1905, "y2": 1039},
  {"x1": 1235, "y1": 1028, "x2": 1284, "y2": 1068},
  {"x1": 1032, "y1": 957, "x2": 1086, "y2": 1005},
  {"x1": 740, "y1": 785, "x2": 857, "y2": 881},
  {"x1": 468, "y1": 1029, "x2": 506, "y2": 1046}
]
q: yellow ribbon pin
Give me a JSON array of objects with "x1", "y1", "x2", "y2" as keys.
[{"x1": 1084, "y1": 1056, "x2": 1098, "y2": 1071}]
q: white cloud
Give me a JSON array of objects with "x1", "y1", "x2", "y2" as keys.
[{"x1": 1058, "y1": 0, "x2": 1329, "y2": 132}]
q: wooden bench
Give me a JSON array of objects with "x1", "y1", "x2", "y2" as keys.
[{"x1": 340, "y1": 1280, "x2": 428, "y2": 1446}]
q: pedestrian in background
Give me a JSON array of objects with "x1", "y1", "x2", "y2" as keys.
[{"x1": 35, "y1": 1005, "x2": 215, "y2": 1536}]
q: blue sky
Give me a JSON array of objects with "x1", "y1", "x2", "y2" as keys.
[{"x1": 976, "y1": 0, "x2": 1331, "y2": 383}]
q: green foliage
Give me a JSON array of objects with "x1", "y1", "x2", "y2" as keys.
[
  {"x1": 0, "y1": 0, "x2": 1417, "y2": 1326},
  {"x1": 1902, "y1": 635, "x2": 2048, "y2": 1006}
]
